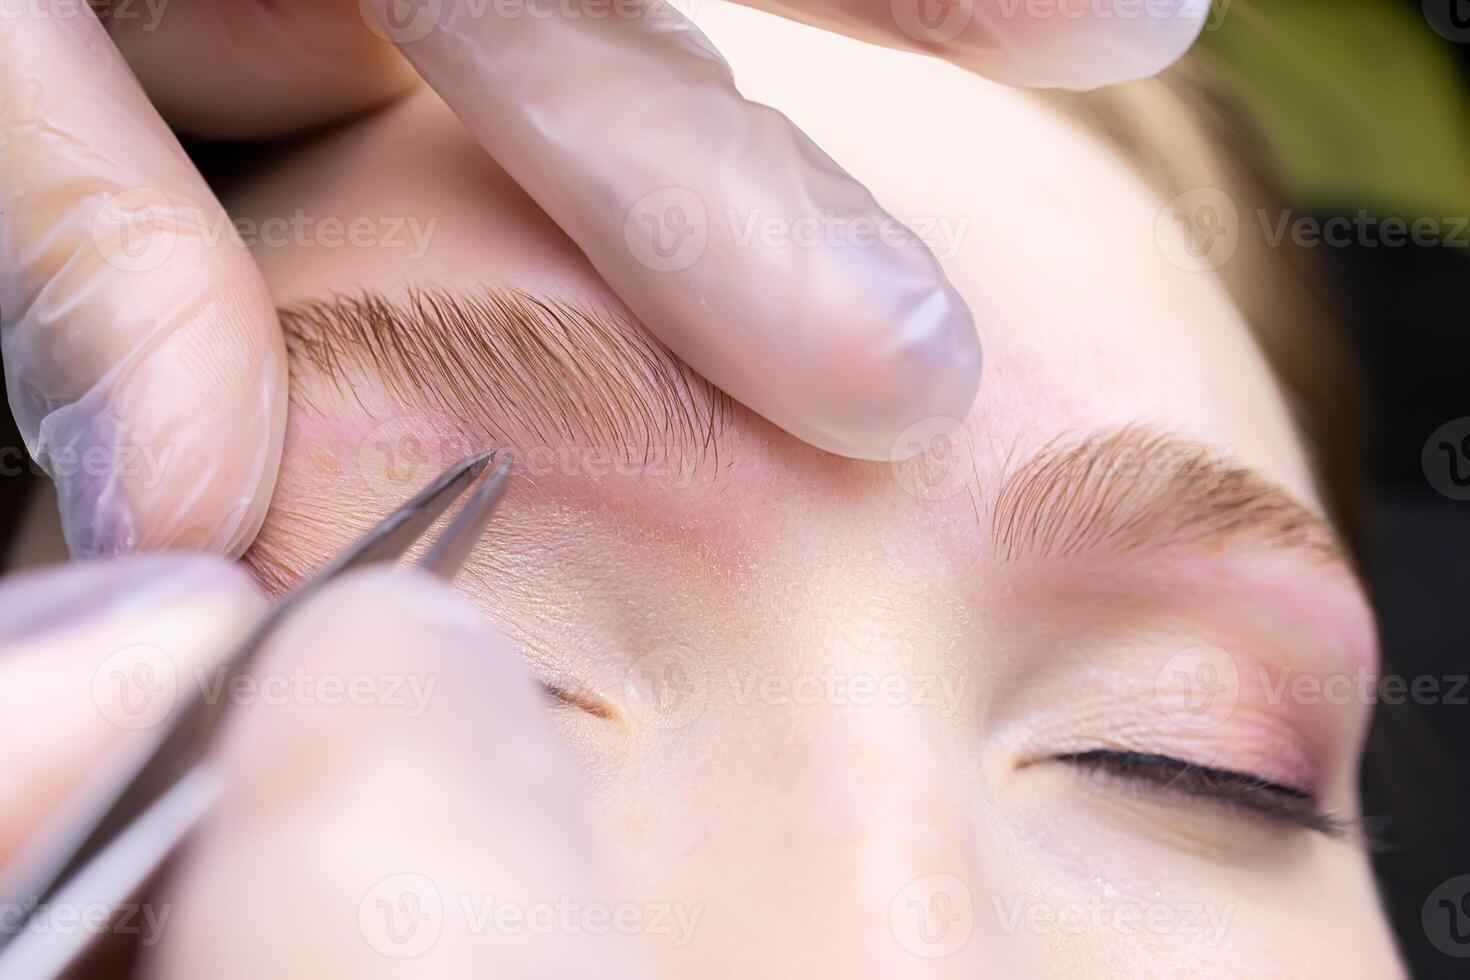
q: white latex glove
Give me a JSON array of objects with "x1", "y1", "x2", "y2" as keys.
[
  {"x1": 0, "y1": 556, "x2": 644, "y2": 977},
  {"x1": 1, "y1": 0, "x2": 1206, "y2": 557}
]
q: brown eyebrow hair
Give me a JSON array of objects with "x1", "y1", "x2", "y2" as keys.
[
  {"x1": 278, "y1": 285, "x2": 734, "y2": 468},
  {"x1": 277, "y1": 287, "x2": 1346, "y2": 571},
  {"x1": 989, "y1": 424, "x2": 1346, "y2": 565}
]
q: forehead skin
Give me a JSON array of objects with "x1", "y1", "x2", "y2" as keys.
[
  {"x1": 224, "y1": 5, "x2": 1353, "y2": 669},
  {"x1": 231, "y1": 12, "x2": 1315, "y2": 510},
  {"x1": 218, "y1": 6, "x2": 1398, "y2": 977}
]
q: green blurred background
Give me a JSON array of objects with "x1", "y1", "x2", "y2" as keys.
[{"x1": 1203, "y1": 0, "x2": 1470, "y2": 220}]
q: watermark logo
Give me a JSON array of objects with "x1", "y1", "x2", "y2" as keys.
[
  {"x1": 1156, "y1": 187, "x2": 1239, "y2": 272},
  {"x1": 890, "y1": 873, "x2": 974, "y2": 958},
  {"x1": 357, "y1": 876, "x2": 703, "y2": 953},
  {"x1": 91, "y1": 188, "x2": 181, "y2": 274},
  {"x1": 1, "y1": 0, "x2": 168, "y2": 31},
  {"x1": 622, "y1": 645, "x2": 707, "y2": 730},
  {"x1": 993, "y1": 896, "x2": 1234, "y2": 944},
  {"x1": 724, "y1": 209, "x2": 969, "y2": 262},
  {"x1": 891, "y1": 0, "x2": 972, "y2": 43},
  {"x1": 356, "y1": 414, "x2": 475, "y2": 499},
  {"x1": 1424, "y1": 0, "x2": 1470, "y2": 42},
  {"x1": 1422, "y1": 418, "x2": 1470, "y2": 501},
  {"x1": 194, "y1": 665, "x2": 438, "y2": 717},
  {"x1": 725, "y1": 667, "x2": 967, "y2": 717},
  {"x1": 359, "y1": 873, "x2": 444, "y2": 958},
  {"x1": 92, "y1": 187, "x2": 438, "y2": 272},
  {"x1": 1423, "y1": 874, "x2": 1470, "y2": 958},
  {"x1": 625, "y1": 187, "x2": 709, "y2": 272},
  {"x1": 1259, "y1": 666, "x2": 1469, "y2": 708},
  {"x1": 988, "y1": 0, "x2": 1220, "y2": 25},
  {"x1": 1259, "y1": 209, "x2": 1468, "y2": 250},
  {"x1": 1154, "y1": 644, "x2": 1239, "y2": 730},
  {"x1": 230, "y1": 211, "x2": 438, "y2": 257},
  {"x1": 889, "y1": 416, "x2": 972, "y2": 502},
  {"x1": 461, "y1": 895, "x2": 702, "y2": 945},
  {"x1": 24, "y1": 443, "x2": 174, "y2": 490},
  {"x1": 92, "y1": 651, "x2": 438, "y2": 730},
  {"x1": 0, "y1": 900, "x2": 172, "y2": 947},
  {"x1": 519, "y1": 443, "x2": 698, "y2": 487},
  {"x1": 362, "y1": 0, "x2": 442, "y2": 41},
  {"x1": 92, "y1": 644, "x2": 177, "y2": 730}
]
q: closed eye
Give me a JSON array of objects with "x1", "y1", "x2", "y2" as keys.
[
  {"x1": 541, "y1": 680, "x2": 619, "y2": 721},
  {"x1": 1056, "y1": 749, "x2": 1350, "y2": 838}
]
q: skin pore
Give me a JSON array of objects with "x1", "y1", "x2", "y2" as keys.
[{"x1": 209, "y1": 5, "x2": 1402, "y2": 976}]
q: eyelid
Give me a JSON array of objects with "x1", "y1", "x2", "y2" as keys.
[{"x1": 1055, "y1": 749, "x2": 1352, "y2": 839}]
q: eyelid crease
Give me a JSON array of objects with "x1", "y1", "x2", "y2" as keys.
[
  {"x1": 1055, "y1": 748, "x2": 1355, "y2": 840},
  {"x1": 277, "y1": 284, "x2": 735, "y2": 471}
]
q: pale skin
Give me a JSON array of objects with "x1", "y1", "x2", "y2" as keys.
[{"x1": 3, "y1": 5, "x2": 1403, "y2": 976}]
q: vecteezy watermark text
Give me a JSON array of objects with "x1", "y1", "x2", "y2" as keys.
[
  {"x1": 1260, "y1": 209, "x2": 1470, "y2": 250},
  {"x1": 726, "y1": 667, "x2": 967, "y2": 718},
  {"x1": 624, "y1": 188, "x2": 970, "y2": 273},
  {"x1": 1, "y1": 0, "x2": 168, "y2": 31},
  {"x1": 92, "y1": 644, "x2": 440, "y2": 730},
  {"x1": 1260, "y1": 666, "x2": 1470, "y2": 707},
  {"x1": 92, "y1": 189, "x2": 439, "y2": 273},
  {"x1": 992, "y1": 896, "x2": 1235, "y2": 945},
  {"x1": 0, "y1": 900, "x2": 171, "y2": 947},
  {"x1": 357, "y1": 874, "x2": 702, "y2": 958},
  {"x1": 1, "y1": 443, "x2": 174, "y2": 488}
]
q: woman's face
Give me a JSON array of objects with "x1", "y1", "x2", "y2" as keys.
[{"x1": 221, "y1": 6, "x2": 1400, "y2": 975}]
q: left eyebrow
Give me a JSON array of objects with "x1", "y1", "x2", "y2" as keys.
[{"x1": 989, "y1": 425, "x2": 1349, "y2": 566}]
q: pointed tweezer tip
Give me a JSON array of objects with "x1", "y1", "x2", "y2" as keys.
[
  {"x1": 465, "y1": 448, "x2": 498, "y2": 476},
  {"x1": 421, "y1": 450, "x2": 513, "y2": 581}
]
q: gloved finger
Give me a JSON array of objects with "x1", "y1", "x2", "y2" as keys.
[
  {"x1": 0, "y1": 2, "x2": 288, "y2": 558},
  {"x1": 101, "y1": 0, "x2": 420, "y2": 139},
  {"x1": 739, "y1": 0, "x2": 1209, "y2": 89},
  {"x1": 0, "y1": 554, "x2": 265, "y2": 860},
  {"x1": 363, "y1": 0, "x2": 982, "y2": 462},
  {"x1": 150, "y1": 568, "x2": 650, "y2": 979}
]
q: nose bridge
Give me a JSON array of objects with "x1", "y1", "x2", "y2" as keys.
[
  {"x1": 736, "y1": 541, "x2": 976, "y2": 731},
  {"x1": 627, "y1": 539, "x2": 1003, "y2": 974},
  {"x1": 710, "y1": 566, "x2": 979, "y2": 879},
  {"x1": 658, "y1": 685, "x2": 994, "y2": 976}
]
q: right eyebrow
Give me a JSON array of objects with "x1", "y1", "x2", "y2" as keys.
[{"x1": 277, "y1": 284, "x2": 734, "y2": 467}]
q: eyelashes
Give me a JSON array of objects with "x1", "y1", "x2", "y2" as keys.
[
  {"x1": 541, "y1": 680, "x2": 618, "y2": 721},
  {"x1": 1056, "y1": 749, "x2": 1349, "y2": 838}
]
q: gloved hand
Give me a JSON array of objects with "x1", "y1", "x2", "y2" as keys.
[
  {"x1": 1, "y1": 0, "x2": 1206, "y2": 559},
  {"x1": 0, "y1": 1, "x2": 423, "y2": 559},
  {"x1": 0, "y1": 555, "x2": 641, "y2": 977}
]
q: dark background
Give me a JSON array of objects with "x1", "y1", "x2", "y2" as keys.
[{"x1": 1348, "y1": 226, "x2": 1470, "y2": 967}]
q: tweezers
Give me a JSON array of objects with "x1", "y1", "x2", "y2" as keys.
[{"x1": 0, "y1": 450, "x2": 512, "y2": 979}]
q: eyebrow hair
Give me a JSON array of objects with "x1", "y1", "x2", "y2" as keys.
[
  {"x1": 278, "y1": 285, "x2": 734, "y2": 468},
  {"x1": 989, "y1": 425, "x2": 1347, "y2": 565},
  {"x1": 277, "y1": 286, "x2": 1347, "y2": 570}
]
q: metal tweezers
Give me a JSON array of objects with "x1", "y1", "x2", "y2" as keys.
[{"x1": 0, "y1": 450, "x2": 512, "y2": 979}]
